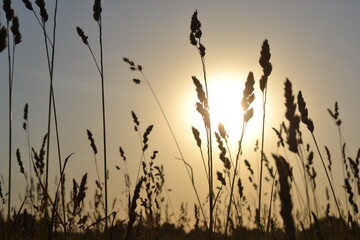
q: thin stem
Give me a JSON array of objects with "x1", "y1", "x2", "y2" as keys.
[
  {"x1": 257, "y1": 87, "x2": 267, "y2": 236},
  {"x1": 6, "y1": 20, "x2": 12, "y2": 223},
  {"x1": 197, "y1": 146, "x2": 209, "y2": 182},
  {"x1": 30, "y1": 9, "x2": 53, "y2": 46},
  {"x1": 139, "y1": 71, "x2": 208, "y2": 227},
  {"x1": 44, "y1": 16, "x2": 52, "y2": 220},
  {"x1": 98, "y1": 17, "x2": 108, "y2": 236},
  {"x1": 87, "y1": 43, "x2": 101, "y2": 74},
  {"x1": 338, "y1": 126, "x2": 349, "y2": 214},
  {"x1": 311, "y1": 132, "x2": 342, "y2": 219},
  {"x1": 225, "y1": 121, "x2": 246, "y2": 236},
  {"x1": 200, "y1": 53, "x2": 213, "y2": 238}
]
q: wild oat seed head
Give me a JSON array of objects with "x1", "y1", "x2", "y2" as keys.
[
  {"x1": 272, "y1": 154, "x2": 296, "y2": 240},
  {"x1": 297, "y1": 91, "x2": 314, "y2": 132},
  {"x1": 238, "y1": 178, "x2": 244, "y2": 198},
  {"x1": 199, "y1": 43, "x2": 206, "y2": 57},
  {"x1": 287, "y1": 115, "x2": 300, "y2": 153},
  {"x1": 93, "y1": 0, "x2": 102, "y2": 22},
  {"x1": 191, "y1": 126, "x2": 201, "y2": 148},
  {"x1": 259, "y1": 40, "x2": 272, "y2": 75},
  {"x1": 35, "y1": 0, "x2": 48, "y2": 22},
  {"x1": 215, "y1": 132, "x2": 230, "y2": 169},
  {"x1": 192, "y1": 76, "x2": 208, "y2": 108},
  {"x1": 284, "y1": 79, "x2": 296, "y2": 121},
  {"x1": 216, "y1": 171, "x2": 226, "y2": 186},
  {"x1": 133, "y1": 79, "x2": 141, "y2": 85},
  {"x1": 345, "y1": 178, "x2": 358, "y2": 213},
  {"x1": 131, "y1": 111, "x2": 140, "y2": 131},
  {"x1": 23, "y1": 103, "x2": 28, "y2": 121},
  {"x1": 143, "y1": 125, "x2": 154, "y2": 145},
  {"x1": 119, "y1": 147, "x2": 126, "y2": 161},
  {"x1": 242, "y1": 71, "x2": 255, "y2": 111},
  {"x1": 190, "y1": 10, "x2": 201, "y2": 33},
  {"x1": 76, "y1": 26, "x2": 88, "y2": 45},
  {"x1": 0, "y1": 26, "x2": 7, "y2": 52},
  {"x1": 244, "y1": 159, "x2": 254, "y2": 175},
  {"x1": 123, "y1": 57, "x2": 135, "y2": 66},
  {"x1": 10, "y1": 16, "x2": 21, "y2": 45},
  {"x1": 151, "y1": 150, "x2": 158, "y2": 160},
  {"x1": 86, "y1": 129, "x2": 98, "y2": 155},
  {"x1": 189, "y1": 32, "x2": 197, "y2": 46},
  {"x1": 16, "y1": 148, "x2": 24, "y2": 174},
  {"x1": 3, "y1": 0, "x2": 14, "y2": 21},
  {"x1": 196, "y1": 102, "x2": 210, "y2": 128},
  {"x1": 22, "y1": 0, "x2": 33, "y2": 10},
  {"x1": 259, "y1": 39, "x2": 272, "y2": 91}
]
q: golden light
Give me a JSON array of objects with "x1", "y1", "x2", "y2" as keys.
[
  {"x1": 207, "y1": 76, "x2": 244, "y2": 141},
  {"x1": 188, "y1": 73, "x2": 263, "y2": 148}
]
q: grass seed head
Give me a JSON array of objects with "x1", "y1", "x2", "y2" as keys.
[
  {"x1": 86, "y1": 129, "x2": 98, "y2": 155},
  {"x1": 76, "y1": 26, "x2": 88, "y2": 45},
  {"x1": 190, "y1": 10, "x2": 201, "y2": 33},
  {"x1": 0, "y1": 26, "x2": 7, "y2": 52},
  {"x1": 119, "y1": 147, "x2": 126, "y2": 161},
  {"x1": 216, "y1": 171, "x2": 226, "y2": 186},
  {"x1": 35, "y1": 0, "x2": 48, "y2": 22},
  {"x1": 93, "y1": 0, "x2": 102, "y2": 22},
  {"x1": 297, "y1": 91, "x2": 314, "y2": 132},
  {"x1": 192, "y1": 76, "x2": 208, "y2": 108},
  {"x1": 191, "y1": 126, "x2": 201, "y2": 148},
  {"x1": 16, "y1": 148, "x2": 24, "y2": 174},
  {"x1": 22, "y1": 0, "x2": 33, "y2": 10},
  {"x1": 10, "y1": 16, "x2": 21, "y2": 45},
  {"x1": 259, "y1": 39, "x2": 272, "y2": 91},
  {"x1": 273, "y1": 154, "x2": 296, "y2": 240},
  {"x1": 3, "y1": 0, "x2": 14, "y2": 21}
]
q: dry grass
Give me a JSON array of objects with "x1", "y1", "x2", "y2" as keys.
[{"x1": 1, "y1": 3, "x2": 359, "y2": 240}]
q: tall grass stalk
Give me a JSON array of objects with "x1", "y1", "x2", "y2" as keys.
[
  {"x1": 77, "y1": 0, "x2": 108, "y2": 236},
  {"x1": 327, "y1": 102, "x2": 349, "y2": 215},
  {"x1": 189, "y1": 10, "x2": 215, "y2": 237},
  {"x1": 257, "y1": 39, "x2": 272, "y2": 236},
  {"x1": 2, "y1": 4, "x2": 22, "y2": 238},
  {"x1": 29, "y1": 0, "x2": 66, "y2": 238},
  {"x1": 90, "y1": 0, "x2": 109, "y2": 235},
  {"x1": 297, "y1": 92, "x2": 342, "y2": 219},
  {"x1": 225, "y1": 71, "x2": 255, "y2": 237}
]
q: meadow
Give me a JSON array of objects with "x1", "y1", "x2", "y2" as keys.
[{"x1": 0, "y1": 0, "x2": 359, "y2": 239}]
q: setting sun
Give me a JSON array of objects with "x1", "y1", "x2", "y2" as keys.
[
  {"x1": 189, "y1": 73, "x2": 262, "y2": 145},
  {"x1": 207, "y1": 76, "x2": 244, "y2": 139}
]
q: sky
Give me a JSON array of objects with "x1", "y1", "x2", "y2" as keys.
[{"x1": 0, "y1": 0, "x2": 360, "y2": 226}]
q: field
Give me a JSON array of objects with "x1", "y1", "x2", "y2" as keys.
[{"x1": 0, "y1": 1, "x2": 360, "y2": 239}]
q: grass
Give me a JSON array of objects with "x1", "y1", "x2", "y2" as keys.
[{"x1": 0, "y1": 2, "x2": 360, "y2": 240}]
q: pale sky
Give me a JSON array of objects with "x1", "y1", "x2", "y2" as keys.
[{"x1": 0, "y1": 0, "x2": 359, "y2": 225}]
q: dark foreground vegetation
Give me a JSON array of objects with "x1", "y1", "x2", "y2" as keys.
[{"x1": 0, "y1": 0, "x2": 359, "y2": 239}]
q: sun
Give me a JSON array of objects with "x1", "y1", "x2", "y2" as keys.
[
  {"x1": 188, "y1": 73, "x2": 262, "y2": 148},
  {"x1": 207, "y1": 78, "x2": 244, "y2": 140}
]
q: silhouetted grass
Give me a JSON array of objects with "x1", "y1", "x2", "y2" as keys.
[{"x1": 1, "y1": 3, "x2": 360, "y2": 240}]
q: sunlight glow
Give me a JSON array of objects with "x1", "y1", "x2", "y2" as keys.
[
  {"x1": 189, "y1": 73, "x2": 263, "y2": 149},
  {"x1": 207, "y1": 76, "x2": 244, "y2": 141}
]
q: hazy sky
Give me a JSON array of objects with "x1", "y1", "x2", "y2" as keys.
[{"x1": 0, "y1": 0, "x2": 359, "y2": 224}]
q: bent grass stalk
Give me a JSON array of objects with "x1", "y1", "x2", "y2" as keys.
[{"x1": 298, "y1": 92, "x2": 342, "y2": 219}]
